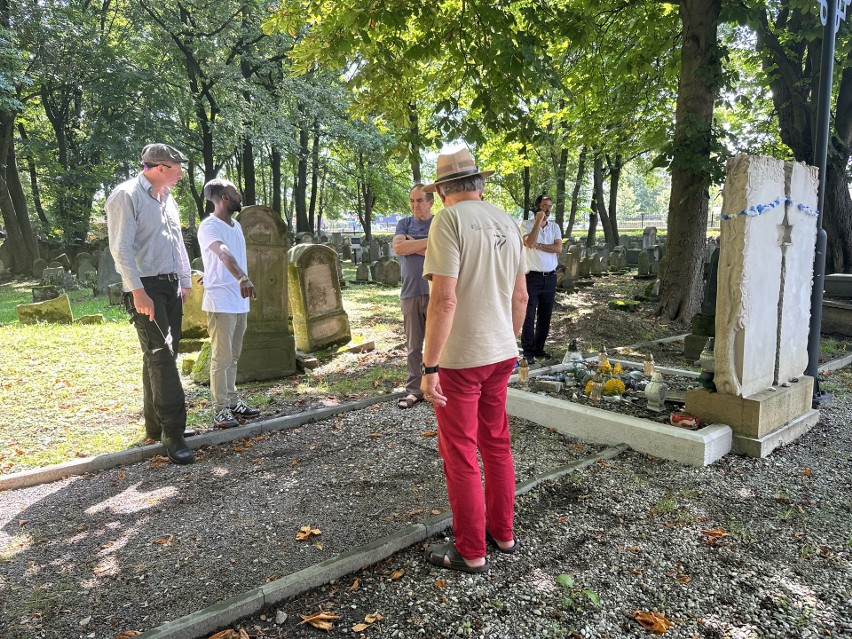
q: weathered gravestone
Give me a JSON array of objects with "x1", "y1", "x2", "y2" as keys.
[
  {"x1": 42, "y1": 266, "x2": 65, "y2": 288},
  {"x1": 181, "y1": 272, "x2": 208, "y2": 338},
  {"x1": 355, "y1": 262, "x2": 370, "y2": 282},
  {"x1": 370, "y1": 258, "x2": 387, "y2": 283},
  {"x1": 108, "y1": 282, "x2": 124, "y2": 306},
  {"x1": 341, "y1": 238, "x2": 352, "y2": 260},
  {"x1": 237, "y1": 205, "x2": 297, "y2": 381},
  {"x1": 383, "y1": 259, "x2": 401, "y2": 286},
  {"x1": 642, "y1": 226, "x2": 657, "y2": 250},
  {"x1": 53, "y1": 253, "x2": 72, "y2": 271},
  {"x1": 32, "y1": 258, "x2": 48, "y2": 279},
  {"x1": 685, "y1": 155, "x2": 820, "y2": 457},
  {"x1": 368, "y1": 238, "x2": 382, "y2": 263},
  {"x1": 17, "y1": 293, "x2": 73, "y2": 324},
  {"x1": 683, "y1": 246, "x2": 719, "y2": 361},
  {"x1": 32, "y1": 285, "x2": 61, "y2": 302},
  {"x1": 97, "y1": 250, "x2": 123, "y2": 295},
  {"x1": 288, "y1": 243, "x2": 351, "y2": 352},
  {"x1": 73, "y1": 252, "x2": 92, "y2": 275}
]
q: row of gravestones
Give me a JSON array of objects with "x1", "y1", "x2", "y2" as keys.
[
  {"x1": 354, "y1": 257, "x2": 401, "y2": 286},
  {"x1": 31, "y1": 249, "x2": 124, "y2": 300}
]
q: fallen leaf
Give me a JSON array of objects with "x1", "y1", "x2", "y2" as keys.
[
  {"x1": 115, "y1": 632, "x2": 143, "y2": 638},
  {"x1": 313, "y1": 542, "x2": 324, "y2": 550},
  {"x1": 352, "y1": 623, "x2": 370, "y2": 632},
  {"x1": 802, "y1": 467, "x2": 812, "y2": 476},
  {"x1": 596, "y1": 459, "x2": 610, "y2": 467},
  {"x1": 627, "y1": 569, "x2": 643, "y2": 576},
  {"x1": 364, "y1": 612, "x2": 384, "y2": 623},
  {"x1": 152, "y1": 535, "x2": 174, "y2": 545},
  {"x1": 408, "y1": 508, "x2": 423, "y2": 515},
  {"x1": 431, "y1": 509, "x2": 442, "y2": 515},
  {"x1": 239, "y1": 630, "x2": 249, "y2": 639},
  {"x1": 390, "y1": 570, "x2": 404, "y2": 580},
  {"x1": 117, "y1": 471, "x2": 126, "y2": 480},
  {"x1": 291, "y1": 459, "x2": 299, "y2": 466},
  {"x1": 676, "y1": 574, "x2": 692, "y2": 584},
  {"x1": 420, "y1": 430, "x2": 437, "y2": 437},
  {"x1": 434, "y1": 579, "x2": 446, "y2": 589},
  {"x1": 557, "y1": 516, "x2": 569, "y2": 523},
  {"x1": 299, "y1": 611, "x2": 340, "y2": 631},
  {"x1": 348, "y1": 578, "x2": 360, "y2": 591},
  {"x1": 101, "y1": 541, "x2": 115, "y2": 549},
  {"x1": 367, "y1": 433, "x2": 381, "y2": 438},
  {"x1": 628, "y1": 546, "x2": 641, "y2": 553},
  {"x1": 701, "y1": 528, "x2": 729, "y2": 538},
  {"x1": 633, "y1": 610, "x2": 672, "y2": 633},
  {"x1": 296, "y1": 525, "x2": 321, "y2": 540},
  {"x1": 207, "y1": 631, "x2": 237, "y2": 639}
]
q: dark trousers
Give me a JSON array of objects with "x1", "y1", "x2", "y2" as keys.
[
  {"x1": 521, "y1": 271, "x2": 557, "y2": 358},
  {"x1": 124, "y1": 278, "x2": 186, "y2": 438}
]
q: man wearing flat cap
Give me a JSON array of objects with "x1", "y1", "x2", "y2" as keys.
[
  {"x1": 106, "y1": 143, "x2": 194, "y2": 465},
  {"x1": 420, "y1": 147, "x2": 528, "y2": 574}
]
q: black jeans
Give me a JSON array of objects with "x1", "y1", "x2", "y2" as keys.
[
  {"x1": 521, "y1": 271, "x2": 557, "y2": 358},
  {"x1": 124, "y1": 278, "x2": 186, "y2": 438}
]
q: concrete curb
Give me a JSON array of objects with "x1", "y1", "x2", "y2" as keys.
[
  {"x1": 137, "y1": 445, "x2": 628, "y2": 639},
  {"x1": 0, "y1": 392, "x2": 405, "y2": 492}
]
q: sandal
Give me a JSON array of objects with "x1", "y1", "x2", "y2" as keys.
[
  {"x1": 486, "y1": 531, "x2": 520, "y2": 554},
  {"x1": 398, "y1": 394, "x2": 422, "y2": 409},
  {"x1": 424, "y1": 542, "x2": 489, "y2": 574}
]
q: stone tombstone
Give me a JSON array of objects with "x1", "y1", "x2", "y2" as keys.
[
  {"x1": 684, "y1": 247, "x2": 720, "y2": 361},
  {"x1": 355, "y1": 262, "x2": 370, "y2": 282},
  {"x1": 288, "y1": 243, "x2": 351, "y2": 352},
  {"x1": 342, "y1": 238, "x2": 352, "y2": 260},
  {"x1": 32, "y1": 285, "x2": 62, "y2": 302},
  {"x1": 17, "y1": 293, "x2": 73, "y2": 325},
  {"x1": 337, "y1": 258, "x2": 346, "y2": 289},
  {"x1": 295, "y1": 231, "x2": 314, "y2": 245},
  {"x1": 564, "y1": 248, "x2": 580, "y2": 280},
  {"x1": 619, "y1": 234, "x2": 631, "y2": 248},
  {"x1": 62, "y1": 271, "x2": 78, "y2": 291},
  {"x1": 642, "y1": 226, "x2": 657, "y2": 250},
  {"x1": 331, "y1": 232, "x2": 343, "y2": 248},
  {"x1": 238, "y1": 205, "x2": 297, "y2": 381},
  {"x1": 350, "y1": 236, "x2": 362, "y2": 263},
  {"x1": 648, "y1": 249, "x2": 660, "y2": 275},
  {"x1": 180, "y1": 272, "x2": 208, "y2": 339},
  {"x1": 714, "y1": 155, "x2": 818, "y2": 397},
  {"x1": 370, "y1": 258, "x2": 387, "y2": 283},
  {"x1": 42, "y1": 266, "x2": 65, "y2": 288},
  {"x1": 318, "y1": 233, "x2": 329, "y2": 243},
  {"x1": 608, "y1": 251, "x2": 621, "y2": 271},
  {"x1": 368, "y1": 238, "x2": 382, "y2": 262},
  {"x1": 383, "y1": 259, "x2": 401, "y2": 286},
  {"x1": 578, "y1": 256, "x2": 592, "y2": 278},
  {"x1": 637, "y1": 251, "x2": 650, "y2": 277},
  {"x1": 73, "y1": 252, "x2": 92, "y2": 275},
  {"x1": 32, "y1": 258, "x2": 48, "y2": 279},
  {"x1": 626, "y1": 248, "x2": 642, "y2": 266},
  {"x1": 591, "y1": 253, "x2": 606, "y2": 275},
  {"x1": 108, "y1": 282, "x2": 124, "y2": 306},
  {"x1": 48, "y1": 248, "x2": 63, "y2": 261},
  {"x1": 53, "y1": 253, "x2": 72, "y2": 271},
  {"x1": 380, "y1": 240, "x2": 391, "y2": 259},
  {"x1": 97, "y1": 250, "x2": 123, "y2": 295},
  {"x1": 76, "y1": 254, "x2": 97, "y2": 283}
]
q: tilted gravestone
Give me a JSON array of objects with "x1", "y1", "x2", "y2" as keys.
[
  {"x1": 17, "y1": 293, "x2": 73, "y2": 324},
  {"x1": 288, "y1": 243, "x2": 351, "y2": 352},
  {"x1": 236, "y1": 205, "x2": 297, "y2": 381}
]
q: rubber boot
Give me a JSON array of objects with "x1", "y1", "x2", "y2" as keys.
[{"x1": 161, "y1": 429, "x2": 194, "y2": 465}]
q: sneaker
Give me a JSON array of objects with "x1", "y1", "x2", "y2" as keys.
[
  {"x1": 230, "y1": 399, "x2": 261, "y2": 418},
  {"x1": 214, "y1": 407, "x2": 239, "y2": 428}
]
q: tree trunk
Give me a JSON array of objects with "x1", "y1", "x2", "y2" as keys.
[
  {"x1": 295, "y1": 107, "x2": 309, "y2": 233},
  {"x1": 658, "y1": 0, "x2": 722, "y2": 323},
  {"x1": 554, "y1": 147, "x2": 568, "y2": 231},
  {"x1": 607, "y1": 154, "x2": 621, "y2": 245},
  {"x1": 0, "y1": 115, "x2": 37, "y2": 272},
  {"x1": 566, "y1": 146, "x2": 587, "y2": 238},
  {"x1": 242, "y1": 139, "x2": 256, "y2": 205},
  {"x1": 17, "y1": 124, "x2": 48, "y2": 226},
  {"x1": 586, "y1": 196, "x2": 598, "y2": 248},
  {"x1": 309, "y1": 118, "x2": 320, "y2": 233},
  {"x1": 825, "y1": 156, "x2": 852, "y2": 272},
  {"x1": 408, "y1": 101, "x2": 421, "y2": 183},
  {"x1": 271, "y1": 145, "x2": 282, "y2": 216},
  {"x1": 593, "y1": 155, "x2": 614, "y2": 249}
]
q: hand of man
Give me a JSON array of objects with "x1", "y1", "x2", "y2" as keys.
[
  {"x1": 240, "y1": 278, "x2": 257, "y2": 300},
  {"x1": 421, "y1": 374, "x2": 446, "y2": 407},
  {"x1": 181, "y1": 287, "x2": 191, "y2": 303},
  {"x1": 132, "y1": 288, "x2": 156, "y2": 321}
]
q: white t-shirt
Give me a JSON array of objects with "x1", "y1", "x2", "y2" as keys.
[
  {"x1": 520, "y1": 219, "x2": 562, "y2": 272},
  {"x1": 423, "y1": 200, "x2": 526, "y2": 369},
  {"x1": 197, "y1": 215, "x2": 250, "y2": 314}
]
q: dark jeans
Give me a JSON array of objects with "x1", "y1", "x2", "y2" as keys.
[
  {"x1": 521, "y1": 271, "x2": 557, "y2": 358},
  {"x1": 124, "y1": 278, "x2": 186, "y2": 438}
]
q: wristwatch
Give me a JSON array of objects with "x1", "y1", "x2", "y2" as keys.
[
  {"x1": 238, "y1": 275, "x2": 250, "y2": 284},
  {"x1": 420, "y1": 363, "x2": 440, "y2": 375}
]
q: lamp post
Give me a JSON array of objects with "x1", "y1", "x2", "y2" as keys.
[{"x1": 806, "y1": 0, "x2": 852, "y2": 408}]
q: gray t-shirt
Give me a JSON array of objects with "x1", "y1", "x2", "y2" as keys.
[{"x1": 395, "y1": 216, "x2": 433, "y2": 299}]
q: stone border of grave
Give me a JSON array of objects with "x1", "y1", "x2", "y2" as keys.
[
  {"x1": 135, "y1": 445, "x2": 628, "y2": 639},
  {"x1": 0, "y1": 392, "x2": 405, "y2": 492}
]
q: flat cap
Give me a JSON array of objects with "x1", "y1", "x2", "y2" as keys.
[{"x1": 141, "y1": 143, "x2": 189, "y2": 165}]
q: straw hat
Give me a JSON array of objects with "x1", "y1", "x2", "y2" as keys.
[{"x1": 421, "y1": 148, "x2": 494, "y2": 192}]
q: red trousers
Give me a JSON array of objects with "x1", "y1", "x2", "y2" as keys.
[{"x1": 434, "y1": 358, "x2": 517, "y2": 560}]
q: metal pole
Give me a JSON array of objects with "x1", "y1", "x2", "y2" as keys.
[{"x1": 806, "y1": 0, "x2": 841, "y2": 407}]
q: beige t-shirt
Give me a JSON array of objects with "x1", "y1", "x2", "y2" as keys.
[{"x1": 423, "y1": 200, "x2": 526, "y2": 369}]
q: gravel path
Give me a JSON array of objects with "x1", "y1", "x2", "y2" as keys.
[
  {"x1": 215, "y1": 401, "x2": 851, "y2": 639},
  {"x1": 1, "y1": 393, "x2": 850, "y2": 639}
]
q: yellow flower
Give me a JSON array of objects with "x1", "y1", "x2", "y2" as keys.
[
  {"x1": 603, "y1": 378, "x2": 625, "y2": 396},
  {"x1": 613, "y1": 362, "x2": 623, "y2": 375}
]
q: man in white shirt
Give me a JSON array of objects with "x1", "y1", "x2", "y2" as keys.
[
  {"x1": 197, "y1": 179, "x2": 261, "y2": 428},
  {"x1": 520, "y1": 194, "x2": 562, "y2": 363}
]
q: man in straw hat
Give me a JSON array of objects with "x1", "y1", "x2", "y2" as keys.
[
  {"x1": 106, "y1": 143, "x2": 194, "y2": 465},
  {"x1": 420, "y1": 147, "x2": 528, "y2": 573}
]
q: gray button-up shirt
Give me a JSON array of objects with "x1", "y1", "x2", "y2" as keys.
[{"x1": 106, "y1": 173, "x2": 192, "y2": 291}]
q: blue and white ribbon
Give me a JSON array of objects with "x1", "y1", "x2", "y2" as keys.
[{"x1": 720, "y1": 196, "x2": 819, "y2": 220}]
